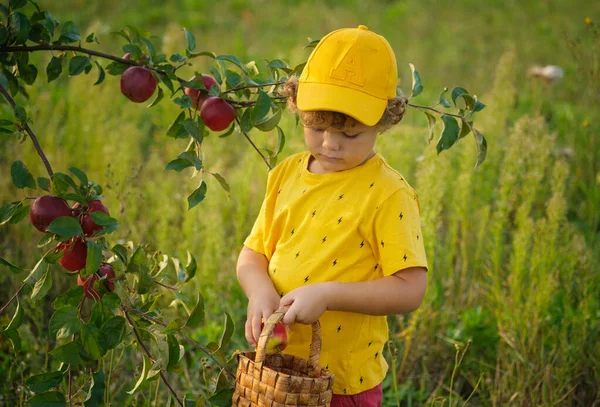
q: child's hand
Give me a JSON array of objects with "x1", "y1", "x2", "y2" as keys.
[
  {"x1": 245, "y1": 289, "x2": 280, "y2": 348},
  {"x1": 279, "y1": 283, "x2": 329, "y2": 325}
]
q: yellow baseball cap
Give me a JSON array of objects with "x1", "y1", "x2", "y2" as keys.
[{"x1": 297, "y1": 25, "x2": 398, "y2": 127}]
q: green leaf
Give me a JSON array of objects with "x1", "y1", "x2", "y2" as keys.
[
  {"x1": 14, "y1": 105, "x2": 28, "y2": 123},
  {"x1": 127, "y1": 355, "x2": 150, "y2": 394},
  {"x1": 165, "y1": 158, "x2": 193, "y2": 172},
  {"x1": 69, "y1": 56, "x2": 91, "y2": 76},
  {"x1": 254, "y1": 108, "x2": 282, "y2": 132},
  {"x1": 209, "y1": 172, "x2": 230, "y2": 197},
  {"x1": 7, "y1": 203, "x2": 29, "y2": 225},
  {"x1": 50, "y1": 341, "x2": 83, "y2": 365},
  {"x1": 53, "y1": 286, "x2": 84, "y2": 309},
  {"x1": 43, "y1": 57, "x2": 61, "y2": 85},
  {"x1": 438, "y1": 87, "x2": 452, "y2": 108},
  {"x1": 424, "y1": 111, "x2": 437, "y2": 143},
  {"x1": 38, "y1": 176, "x2": 51, "y2": 191},
  {"x1": 47, "y1": 216, "x2": 82, "y2": 238},
  {"x1": 187, "y1": 181, "x2": 207, "y2": 210},
  {"x1": 84, "y1": 370, "x2": 105, "y2": 407},
  {"x1": 218, "y1": 312, "x2": 234, "y2": 350},
  {"x1": 111, "y1": 244, "x2": 128, "y2": 265},
  {"x1": 473, "y1": 98, "x2": 486, "y2": 112},
  {"x1": 409, "y1": 63, "x2": 423, "y2": 98},
  {"x1": 81, "y1": 324, "x2": 105, "y2": 359},
  {"x1": 85, "y1": 32, "x2": 99, "y2": 44},
  {"x1": 451, "y1": 87, "x2": 469, "y2": 107},
  {"x1": 179, "y1": 151, "x2": 203, "y2": 170},
  {"x1": 436, "y1": 115, "x2": 460, "y2": 154},
  {"x1": 251, "y1": 90, "x2": 272, "y2": 124},
  {"x1": 239, "y1": 108, "x2": 253, "y2": 133},
  {"x1": 185, "y1": 251, "x2": 197, "y2": 282},
  {"x1": 0, "y1": 25, "x2": 7, "y2": 46},
  {"x1": 304, "y1": 39, "x2": 320, "y2": 49},
  {"x1": 25, "y1": 371, "x2": 64, "y2": 393},
  {"x1": 0, "y1": 255, "x2": 22, "y2": 273},
  {"x1": 93, "y1": 61, "x2": 105, "y2": 85},
  {"x1": 161, "y1": 318, "x2": 182, "y2": 335},
  {"x1": 18, "y1": 63, "x2": 38, "y2": 85},
  {"x1": 43, "y1": 248, "x2": 64, "y2": 264},
  {"x1": 101, "y1": 293, "x2": 120, "y2": 310},
  {"x1": 4, "y1": 329, "x2": 22, "y2": 353},
  {"x1": 215, "y1": 55, "x2": 248, "y2": 73},
  {"x1": 148, "y1": 86, "x2": 164, "y2": 107},
  {"x1": 183, "y1": 119, "x2": 203, "y2": 142},
  {"x1": 140, "y1": 37, "x2": 156, "y2": 59},
  {"x1": 104, "y1": 61, "x2": 129, "y2": 76},
  {"x1": 59, "y1": 21, "x2": 81, "y2": 43},
  {"x1": 51, "y1": 173, "x2": 76, "y2": 195},
  {"x1": 9, "y1": 0, "x2": 28, "y2": 10},
  {"x1": 174, "y1": 95, "x2": 193, "y2": 109},
  {"x1": 49, "y1": 306, "x2": 81, "y2": 338},
  {"x1": 24, "y1": 258, "x2": 47, "y2": 285},
  {"x1": 85, "y1": 241, "x2": 103, "y2": 276},
  {"x1": 1, "y1": 202, "x2": 22, "y2": 226},
  {"x1": 11, "y1": 12, "x2": 31, "y2": 44},
  {"x1": 183, "y1": 28, "x2": 196, "y2": 52},
  {"x1": 225, "y1": 69, "x2": 242, "y2": 88},
  {"x1": 209, "y1": 388, "x2": 235, "y2": 407},
  {"x1": 11, "y1": 160, "x2": 36, "y2": 189},
  {"x1": 169, "y1": 53, "x2": 186, "y2": 63},
  {"x1": 122, "y1": 43, "x2": 142, "y2": 60},
  {"x1": 166, "y1": 111, "x2": 187, "y2": 139},
  {"x1": 5, "y1": 299, "x2": 24, "y2": 331},
  {"x1": 68, "y1": 167, "x2": 88, "y2": 185},
  {"x1": 136, "y1": 264, "x2": 153, "y2": 294},
  {"x1": 158, "y1": 72, "x2": 175, "y2": 95},
  {"x1": 89, "y1": 213, "x2": 119, "y2": 234},
  {"x1": 459, "y1": 119, "x2": 473, "y2": 139},
  {"x1": 99, "y1": 316, "x2": 125, "y2": 350},
  {"x1": 30, "y1": 266, "x2": 52, "y2": 302},
  {"x1": 26, "y1": 391, "x2": 66, "y2": 406},
  {"x1": 473, "y1": 128, "x2": 487, "y2": 169},
  {"x1": 166, "y1": 334, "x2": 181, "y2": 371},
  {"x1": 184, "y1": 293, "x2": 205, "y2": 329}
]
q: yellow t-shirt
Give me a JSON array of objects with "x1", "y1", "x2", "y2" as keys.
[{"x1": 244, "y1": 151, "x2": 428, "y2": 395}]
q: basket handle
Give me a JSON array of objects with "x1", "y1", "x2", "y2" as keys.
[{"x1": 255, "y1": 305, "x2": 322, "y2": 367}]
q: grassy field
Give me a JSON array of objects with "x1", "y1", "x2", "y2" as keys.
[{"x1": 1, "y1": 0, "x2": 599, "y2": 405}]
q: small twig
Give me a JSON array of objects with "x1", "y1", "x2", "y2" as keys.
[
  {"x1": 123, "y1": 308, "x2": 184, "y2": 407},
  {"x1": 408, "y1": 102, "x2": 466, "y2": 119},
  {"x1": 0, "y1": 44, "x2": 139, "y2": 67},
  {"x1": 153, "y1": 280, "x2": 178, "y2": 291},
  {"x1": 0, "y1": 83, "x2": 54, "y2": 177},
  {"x1": 122, "y1": 305, "x2": 235, "y2": 379},
  {"x1": 0, "y1": 282, "x2": 26, "y2": 316},
  {"x1": 235, "y1": 118, "x2": 272, "y2": 170},
  {"x1": 222, "y1": 80, "x2": 285, "y2": 94}
]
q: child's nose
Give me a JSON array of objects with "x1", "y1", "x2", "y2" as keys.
[{"x1": 322, "y1": 131, "x2": 340, "y2": 150}]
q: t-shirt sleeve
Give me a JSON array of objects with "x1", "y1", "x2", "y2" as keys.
[{"x1": 370, "y1": 186, "x2": 428, "y2": 276}]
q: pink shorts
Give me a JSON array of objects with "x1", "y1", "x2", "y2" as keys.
[{"x1": 330, "y1": 383, "x2": 383, "y2": 407}]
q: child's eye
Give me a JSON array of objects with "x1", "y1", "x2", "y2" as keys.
[{"x1": 342, "y1": 132, "x2": 359, "y2": 139}]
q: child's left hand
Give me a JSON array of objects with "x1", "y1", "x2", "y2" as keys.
[{"x1": 279, "y1": 283, "x2": 329, "y2": 325}]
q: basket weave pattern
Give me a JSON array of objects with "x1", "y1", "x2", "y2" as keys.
[{"x1": 232, "y1": 306, "x2": 334, "y2": 406}]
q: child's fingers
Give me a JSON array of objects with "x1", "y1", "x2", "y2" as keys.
[
  {"x1": 244, "y1": 318, "x2": 256, "y2": 347},
  {"x1": 282, "y1": 303, "x2": 298, "y2": 325}
]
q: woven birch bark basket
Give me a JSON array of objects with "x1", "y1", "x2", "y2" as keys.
[{"x1": 232, "y1": 305, "x2": 334, "y2": 406}]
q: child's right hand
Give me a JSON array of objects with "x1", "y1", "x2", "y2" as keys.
[{"x1": 245, "y1": 289, "x2": 281, "y2": 348}]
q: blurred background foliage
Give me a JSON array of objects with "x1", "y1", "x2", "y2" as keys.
[{"x1": 1, "y1": 0, "x2": 599, "y2": 405}]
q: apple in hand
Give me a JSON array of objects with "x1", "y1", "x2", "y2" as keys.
[
  {"x1": 261, "y1": 321, "x2": 289, "y2": 354},
  {"x1": 184, "y1": 74, "x2": 219, "y2": 110},
  {"x1": 78, "y1": 263, "x2": 116, "y2": 299},
  {"x1": 200, "y1": 97, "x2": 235, "y2": 131},
  {"x1": 120, "y1": 66, "x2": 157, "y2": 103},
  {"x1": 72, "y1": 200, "x2": 110, "y2": 236},
  {"x1": 58, "y1": 238, "x2": 87, "y2": 272},
  {"x1": 30, "y1": 195, "x2": 72, "y2": 232}
]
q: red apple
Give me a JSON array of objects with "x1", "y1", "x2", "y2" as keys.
[
  {"x1": 260, "y1": 321, "x2": 289, "y2": 354},
  {"x1": 120, "y1": 66, "x2": 157, "y2": 103},
  {"x1": 30, "y1": 195, "x2": 72, "y2": 233},
  {"x1": 78, "y1": 263, "x2": 116, "y2": 299},
  {"x1": 184, "y1": 74, "x2": 219, "y2": 110},
  {"x1": 72, "y1": 200, "x2": 110, "y2": 236},
  {"x1": 58, "y1": 238, "x2": 87, "y2": 272},
  {"x1": 200, "y1": 97, "x2": 235, "y2": 131}
]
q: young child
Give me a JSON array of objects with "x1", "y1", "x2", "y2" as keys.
[{"x1": 236, "y1": 25, "x2": 428, "y2": 406}]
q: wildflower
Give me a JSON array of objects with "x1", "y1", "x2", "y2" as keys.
[{"x1": 585, "y1": 17, "x2": 592, "y2": 25}]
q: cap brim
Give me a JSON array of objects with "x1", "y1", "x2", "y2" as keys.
[{"x1": 297, "y1": 82, "x2": 386, "y2": 127}]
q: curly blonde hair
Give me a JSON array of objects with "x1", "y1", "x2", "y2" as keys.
[{"x1": 278, "y1": 76, "x2": 408, "y2": 133}]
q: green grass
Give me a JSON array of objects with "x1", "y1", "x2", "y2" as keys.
[{"x1": 1, "y1": 1, "x2": 599, "y2": 405}]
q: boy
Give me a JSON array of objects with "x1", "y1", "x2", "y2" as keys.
[{"x1": 236, "y1": 25, "x2": 428, "y2": 406}]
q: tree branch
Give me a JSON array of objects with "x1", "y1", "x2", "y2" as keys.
[
  {"x1": 0, "y1": 83, "x2": 54, "y2": 177},
  {"x1": 0, "y1": 44, "x2": 139, "y2": 67},
  {"x1": 408, "y1": 102, "x2": 466, "y2": 119},
  {"x1": 123, "y1": 308, "x2": 184, "y2": 407},
  {"x1": 235, "y1": 117, "x2": 272, "y2": 170},
  {"x1": 122, "y1": 305, "x2": 235, "y2": 379}
]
